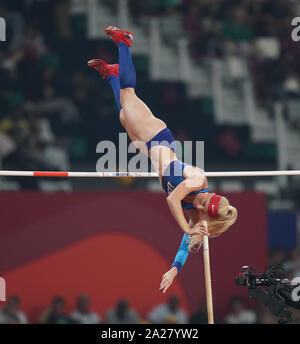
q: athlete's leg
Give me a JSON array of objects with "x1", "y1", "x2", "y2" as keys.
[
  {"x1": 107, "y1": 74, "x2": 122, "y2": 111},
  {"x1": 119, "y1": 109, "x2": 137, "y2": 141},
  {"x1": 120, "y1": 88, "x2": 167, "y2": 142},
  {"x1": 106, "y1": 27, "x2": 167, "y2": 143},
  {"x1": 88, "y1": 59, "x2": 149, "y2": 154},
  {"x1": 88, "y1": 57, "x2": 161, "y2": 143},
  {"x1": 119, "y1": 109, "x2": 148, "y2": 155},
  {"x1": 88, "y1": 59, "x2": 122, "y2": 110}
]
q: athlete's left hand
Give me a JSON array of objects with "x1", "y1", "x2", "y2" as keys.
[{"x1": 159, "y1": 267, "x2": 178, "y2": 293}]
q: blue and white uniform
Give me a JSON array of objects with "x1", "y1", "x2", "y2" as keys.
[
  {"x1": 147, "y1": 128, "x2": 209, "y2": 273},
  {"x1": 146, "y1": 128, "x2": 209, "y2": 210},
  {"x1": 162, "y1": 160, "x2": 209, "y2": 210}
]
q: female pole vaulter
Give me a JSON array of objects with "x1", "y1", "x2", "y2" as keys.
[{"x1": 88, "y1": 26, "x2": 237, "y2": 293}]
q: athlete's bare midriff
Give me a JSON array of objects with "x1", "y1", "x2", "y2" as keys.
[
  {"x1": 149, "y1": 146, "x2": 177, "y2": 182},
  {"x1": 150, "y1": 146, "x2": 207, "y2": 187}
]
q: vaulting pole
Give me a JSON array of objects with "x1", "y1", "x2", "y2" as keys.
[{"x1": 203, "y1": 228, "x2": 214, "y2": 324}]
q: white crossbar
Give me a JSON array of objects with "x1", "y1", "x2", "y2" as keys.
[{"x1": 0, "y1": 170, "x2": 300, "y2": 177}]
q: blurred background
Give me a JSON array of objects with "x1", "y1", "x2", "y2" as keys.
[{"x1": 0, "y1": 0, "x2": 299, "y2": 324}]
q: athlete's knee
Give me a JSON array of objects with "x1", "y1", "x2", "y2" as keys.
[
  {"x1": 119, "y1": 109, "x2": 126, "y2": 128},
  {"x1": 120, "y1": 87, "x2": 135, "y2": 95},
  {"x1": 120, "y1": 88, "x2": 135, "y2": 105}
]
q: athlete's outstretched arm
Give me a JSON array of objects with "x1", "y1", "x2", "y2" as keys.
[
  {"x1": 159, "y1": 234, "x2": 190, "y2": 293},
  {"x1": 166, "y1": 175, "x2": 207, "y2": 235}
]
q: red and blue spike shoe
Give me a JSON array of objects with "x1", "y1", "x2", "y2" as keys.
[
  {"x1": 87, "y1": 59, "x2": 119, "y2": 79},
  {"x1": 104, "y1": 26, "x2": 134, "y2": 47}
]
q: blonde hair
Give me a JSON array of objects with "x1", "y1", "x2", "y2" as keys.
[{"x1": 188, "y1": 197, "x2": 238, "y2": 252}]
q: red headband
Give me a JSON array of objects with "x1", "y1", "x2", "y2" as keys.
[{"x1": 208, "y1": 194, "x2": 222, "y2": 218}]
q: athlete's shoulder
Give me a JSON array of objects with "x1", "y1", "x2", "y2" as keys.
[{"x1": 183, "y1": 165, "x2": 206, "y2": 185}]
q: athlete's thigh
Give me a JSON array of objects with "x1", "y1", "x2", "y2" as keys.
[
  {"x1": 120, "y1": 109, "x2": 149, "y2": 155},
  {"x1": 121, "y1": 100, "x2": 166, "y2": 142}
]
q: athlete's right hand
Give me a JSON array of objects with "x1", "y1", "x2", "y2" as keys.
[{"x1": 188, "y1": 223, "x2": 209, "y2": 236}]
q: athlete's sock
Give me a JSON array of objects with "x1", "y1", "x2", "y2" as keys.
[
  {"x1": 107, "y1": 74, "x2": 122, "y2": 111},
  {"x1": 118, "y1": 42, "x2": 136, "y2": 89}
]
